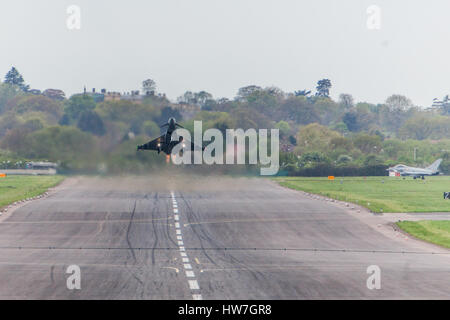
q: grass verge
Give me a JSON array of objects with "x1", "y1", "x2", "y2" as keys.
[
  {"x1": 0, "y1": 175, "x2": 65, "y2": 209},
  {"x1": 396, "y1": 220, "x2": 450, "y2": 249},
  {"x1": 274, "y1": 176, "x2": 450, "y2": 213}
]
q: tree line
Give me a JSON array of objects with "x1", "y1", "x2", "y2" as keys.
[{"x1": 0, "y1": 66, "x2": 449, "y2": 175}]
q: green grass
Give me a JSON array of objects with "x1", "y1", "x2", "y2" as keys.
[
  {"x1": 396, "y1": 220, "x2": 450, "y2": 248},
  {"x1": 0, "y1": 175, "x2": 65, "y2": 208},
  {"x1": 274, "y1": 176, "x2": 450, "y2": 213}
]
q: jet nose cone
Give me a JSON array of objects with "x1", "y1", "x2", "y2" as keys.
[{"x1": 168, "y1": 117, "x2": 176, "y2": 125}]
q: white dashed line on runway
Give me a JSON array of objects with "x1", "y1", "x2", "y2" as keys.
[
  {"x1": 171, "y1": 191, "x2": 203, "y2": 300},
  {"x1": 188, "y1": 280, "x2": 200, "y2": 290},
  {"x1": 186, "y1": 271, "x2": 195, "y2": 278}
]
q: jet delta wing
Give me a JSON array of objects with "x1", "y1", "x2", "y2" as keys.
[
  {"x1": 387, "y1": 159, "x2": 442, "y2": 179},
  {"x1": 137, "y1": 117, "x2": 204, "y2": 156}
]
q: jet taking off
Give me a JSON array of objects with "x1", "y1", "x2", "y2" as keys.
[
  {"x1": 387, "y1": 159, "x2": 443, "y2": 179},
  {"x1": 137, "y1": 117, "x2": 203, "y2": 156}
]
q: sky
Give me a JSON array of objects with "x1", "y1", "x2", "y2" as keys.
[{"x1": 1, "y1": 0, "x2": 450, "y2": 107}]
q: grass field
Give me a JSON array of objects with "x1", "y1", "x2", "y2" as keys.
[
  {"x1": 275, "y1": 176, "x2": 450, "y2": 213},
  {"x1": 396, "y1": 220, "x2": 450, "y2": 248},
  {"x1": 0, "y1": 175, "x2": 64, "y2": 209}
]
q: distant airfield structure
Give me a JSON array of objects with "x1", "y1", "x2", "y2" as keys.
[{"x1": 0, "y1": 162, "x2": 57, "y2": 176}]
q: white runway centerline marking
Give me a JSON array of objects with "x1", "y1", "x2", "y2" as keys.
[
  {"x1": 186, "y1": 271, "x2": 195, "y2": 278},
  {"x1": 188, "y1": 280, "x2": 200, "y2": 290},
  {"x1": 171, "y1": 191, "x2": 202, "y2": 300}
]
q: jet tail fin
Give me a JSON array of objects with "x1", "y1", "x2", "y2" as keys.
[{"x1": 426, "y1": 159, "x2": 442, "y2": 172}]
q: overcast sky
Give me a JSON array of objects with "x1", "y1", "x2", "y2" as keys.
[{"x1": 1, "y1": 0, "x2": 449, "y2": 106}]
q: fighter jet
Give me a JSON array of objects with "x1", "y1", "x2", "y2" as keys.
[
  {"x1": 137, "y1": 117, "x2": 203, "y2": 156},
  {"x1": 387, "y1": 159, "x2": 443, "y2": 179}
]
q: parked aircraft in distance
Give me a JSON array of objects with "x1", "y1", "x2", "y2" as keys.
[{"x1": 387, "y1": 159, "x2": 443, "y2": 179}]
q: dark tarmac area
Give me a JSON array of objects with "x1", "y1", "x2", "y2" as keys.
[{"x1": 0, "y1": 175, "x2": 448, "y2": 299}]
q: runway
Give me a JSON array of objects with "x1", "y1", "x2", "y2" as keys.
[{"x1": 0, "y1": 175, "x2": 448, "y2": 299}]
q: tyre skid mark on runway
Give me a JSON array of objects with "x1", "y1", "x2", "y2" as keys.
[
  {"x1": 171, "y1": 191, "x2": 202, "y2": 300},
  {"x1": 178, "y1": 193, "x2": 269, "y2": 283},
  {"x1": 125, "y1": 200, "x2": 138, "y2": 263},
  {"x1": 177, "y1": 194, "x2": 222, "y2": 266},
  {"x1": 150, "y1": 194, "x2": 159, "y2": 266},
  {"x1": 123, "y1": 199, "x2": 146, "y2": 291}
]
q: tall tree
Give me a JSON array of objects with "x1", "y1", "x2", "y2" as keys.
[
  {"x1": 315, "y1": 79, "x2": 332, "y2": 97},
  {"x1": 4, "y1": 67, "x2": 29, "y2": 92},
  {"x1": 339, "y1": 93, "x2": 354, "y2": 109},
  {"x1": 236, "y1": 85, "x2": 263, "y2": 100},
  {"x1": 195, "y1": 91, "x2": 213, "y2": 107},
  {"x1": 385, "y1": 94, "x2": 412, "y2": 111}
]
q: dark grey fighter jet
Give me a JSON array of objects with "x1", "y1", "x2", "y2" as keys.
[{"x1": 137, "y1": 117, "x2": 203, "y2": 155}]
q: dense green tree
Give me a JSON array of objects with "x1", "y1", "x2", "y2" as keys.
[
  {"x1": 280, "y1": 96, "x2": 319, "y2": 124},
  {"x1": 4, "y1": 67, "x2": 29, "y2": 92},
  {"x1": 64, "y1": 95, "x2": 96, "y2": 122},
  {"x1": 294, "y1": 90, "x2": 311, "y2": 97},
  {"x1": 77, "y1": 110, "x2": 105, "y2": 136},
  {"x1": 343, "y1": 108, "x2": 374, "y2": 132},
  {"x1": 158, "y1": 106, "x2": 182, "y2": 124},
  {"x1": 236, "y1": 85, "x2": 263, "y2": 100},
  {"x1": 339, "y1": 93, "x2": 354, "y2": 109},
  {"x1": 385, "y1": 94, "x2": 413, "y2": 111},
  {"x1": 295, "y1": 123, "x2": 341, "y2": 155},
  {"x1": 315, "y1": 79, "x2": 332, "y2": 97},
  {"x1": 353, "y1": 134, "x2": 382, "y2": 154},
  {"x1": 142, "y1": 120, "x2": 160, "y2": 137},
  {"x1": 275, "y1": 121, "x2": 291, "y2": 138},
  {"x1": 21, "y1": 126, "x2": 99, "y2": 170}
]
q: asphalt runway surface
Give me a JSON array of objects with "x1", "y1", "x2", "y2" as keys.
[{"x1": 0, "y1": 175, "x2": 448, "y2": 299}]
